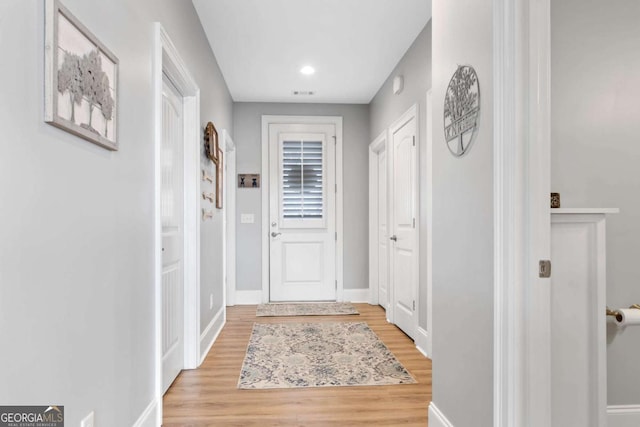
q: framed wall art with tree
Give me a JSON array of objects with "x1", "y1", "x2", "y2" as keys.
[{"x1": 45, "y1": 0, "x2": 119, "y2": 150}]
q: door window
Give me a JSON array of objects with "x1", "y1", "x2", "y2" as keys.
[{"x1": 280, "y1": 135, "x2": 326, "y2": 228}]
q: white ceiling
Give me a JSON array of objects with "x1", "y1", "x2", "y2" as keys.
[{"x1": 192, "y1": 0, "x2": 431, "y2": 104}]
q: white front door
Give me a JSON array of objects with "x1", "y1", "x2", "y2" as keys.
[
  {"x1": 389, "y1": 115, "x2": 417, "y2": 338},
  {"x1": 377, "y1": 149, "x2": 389, "y2": 309},
  {"x1": 161, "y1": 77, "x2": 184, "y2": 393},
  {"x1": 269, "y1": 123, "x2": 336, "y2": 301}
]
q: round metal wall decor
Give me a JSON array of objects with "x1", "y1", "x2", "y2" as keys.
[{"x1": 444, "y1": 65, "x2": 480, "y2": 157}]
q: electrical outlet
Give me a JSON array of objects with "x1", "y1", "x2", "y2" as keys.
[
  {"x1": 210, "y1": 294, "x2": 213, "y2": 310},
  {"x1": 80, "y1": 411, "x2": 94, "y2": 427}
]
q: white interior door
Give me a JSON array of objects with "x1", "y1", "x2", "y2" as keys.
[
  {"x1": 377, "y1": 149, "x2": 389, "y2": 309},
  {"x1": 269, "y1": 123, "x2": 336, "y2": 302},
  {"x1": 389, "y1": 115, "x2": 418, "y2": 339},
  {"x1": 161, "y1": 77, "x2": 184, "y2": 393}
]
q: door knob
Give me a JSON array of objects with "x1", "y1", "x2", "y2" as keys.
[
  {"x1": 389, "y1": 235, "x2": 397, "y2": 241},
  {"x1": 271, "y1": 232, "x2": 281, "y2": 238}
]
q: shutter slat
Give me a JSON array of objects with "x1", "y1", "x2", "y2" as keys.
[{"x1": 281, "y1": 139, "x2": 324, "y2": 220}]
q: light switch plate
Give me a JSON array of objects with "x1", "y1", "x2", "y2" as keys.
[{"x1": 240, "y1": 214, "x2": 255, "y2": 224}]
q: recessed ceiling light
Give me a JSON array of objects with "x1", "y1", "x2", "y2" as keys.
[{"x1": 300, "y1": 66, "x2": 315, "y2": 75}]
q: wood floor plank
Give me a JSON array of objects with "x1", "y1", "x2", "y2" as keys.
[{"x1": 163, "y1": 304, "x2": 432, "y2": 426}]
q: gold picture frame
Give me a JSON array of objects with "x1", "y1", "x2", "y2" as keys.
[
  {"x1": 204, "y1": 121, "x2": 219, "y2": 164},
  {"x1": 216, "y1": 149, "x2": 223, "y2": 209},
  {"x1": 204, "y1": 121, "x2": 223, "y2": 209}
]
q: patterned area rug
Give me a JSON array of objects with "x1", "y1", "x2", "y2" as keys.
[
  {"x1": 256, "y1": 302, "x2": 359, "y2": 317},
  {"x1": 238, "y1": 322, "x2": 416, "y2": 389}
]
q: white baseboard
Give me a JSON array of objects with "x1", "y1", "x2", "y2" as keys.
[
  {"x1": 608, "y1": 405, "x2": 640, "y2": 427},
  {"x1": 425, "y1": 400, "x2": 640, "y2": 427},
  {"x1": 429, "y1": 402, "x2": 454, "y2": 427},
  {"x1": 199, "y1": 306, "x2": 225, "y2": 365},
  {"x1": 343, "y1": 288, "x2": 370, "y2": 303},
  {"x1": 132, "y1": 398, "x2": 158, "y2": 427},
  {"x1": 233, "y1": 289, "x2": 371, "y2": 304},
  {"x1": 415, "y1": 326, "x2": 429, "y2": 358},
  {"x1": 235, "y1": 290, "x2": 263, "y2": 305}
]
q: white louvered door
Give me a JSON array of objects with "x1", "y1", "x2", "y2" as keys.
[
  {"x1": 161, "y1": 77, "x2": 184, "y2": 393},
  {"x1": 269, "y1": 123, "x2": 336, "y2": 301}
]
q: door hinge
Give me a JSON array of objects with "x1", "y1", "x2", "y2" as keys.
[
  {"x1": 335, "y1": 279, "x2": 338, "y2": 289},
  {"x1": 332, "y1": 136, "x2": 337, "y2": 144},
  {"x1": 539, "y1": 260, "x2": 552, "y2": 278},
  {"x1": 413, "y1": 300, "x2": 415, "y2": 311},
  {"x1": 412, "y1": 218, "x2": 416, "y2": 228},
  {"x1": 412, "y1": 136, "x2": 416, "y2": 146},
  {"x1": 335, "y1": 231, "x2": 337, "y2": 241},
  {"x1": 335, "y1": 183, "x2": 337, "y2": 193}
]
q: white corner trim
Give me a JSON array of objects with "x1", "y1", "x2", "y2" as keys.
[
  {"x1": 199, "y1": 306, "x2": 226, "y2": 365},
  {"x1": 415, "y1": 326, "x2": 429, "y2": 358},
  {"x1": 131, "y1": 398, "x2": 159, "y2": 427},
  {"x1": 429, "y1": 402, "x2": 455, "y2": 427},
  {"x1": 343, "y1": 288, "x2": 370, "y2": 303},
  {"x1": 222, "y1": 129, "x2": 237, "y2": 307},
  {"x1": 235, "y1": 290, "x2": 263, "y2": 305},
  {"x1": 425, "y1": 89, "x2": 433, "y2": 358},
  {"x1": 608, "y1": 405, "x2": 640, "y2": 427}
]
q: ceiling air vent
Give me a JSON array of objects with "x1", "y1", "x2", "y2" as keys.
[{"x1": 292, "y1": 90, "x2": 315, "y2": 96}]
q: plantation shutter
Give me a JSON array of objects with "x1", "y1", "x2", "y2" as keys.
[{"x1": 282, "y1": 139, "x2": 324, "y2": 220}]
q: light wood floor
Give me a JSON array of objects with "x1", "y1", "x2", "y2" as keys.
[{"x1": 163, "y1": 304, "x2": 432, "y2": 426}]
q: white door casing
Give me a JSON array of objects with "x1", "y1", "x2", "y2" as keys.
[
  {"x1": 492, "y1": 0, "x2": 552, "y2": 425},
  {"x1": 389, "y1": 105, "x2": 419, "y2": 339},
  {"x1": 261, "y1": 116, "x2": 343, "y2": 304},
  {"x1": 268, "y1": 124, "x2": 336, "y2": 302},
  {"x1": 154, "y1": 24, "x2": 201, "y2": 421},
  {"x1": 368, "y1": 131, "x2": 389, "y2": 309},
  {"x1": 161, "y1": 77, "x2": 185, "y2": 394},
  {"x1": 377, "y1": 150, "x2": 389, "y2": 310}
]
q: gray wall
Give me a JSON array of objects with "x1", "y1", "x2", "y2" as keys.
[
  {"x1": 551, "y1": 0, "x2": 640, "y2": 405},
  {"x1": 233, "y1": 103, "x2": 370, "y2": 292},
  {"x1": 0, "y1": 1, "x2": 232, "y2": 425},
  {"x1": 431, "y1": 0, "x2": 494, "y2": 425},
  {"x1": 369, "y1": 22, "x2": 432, "y2": 330}
]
